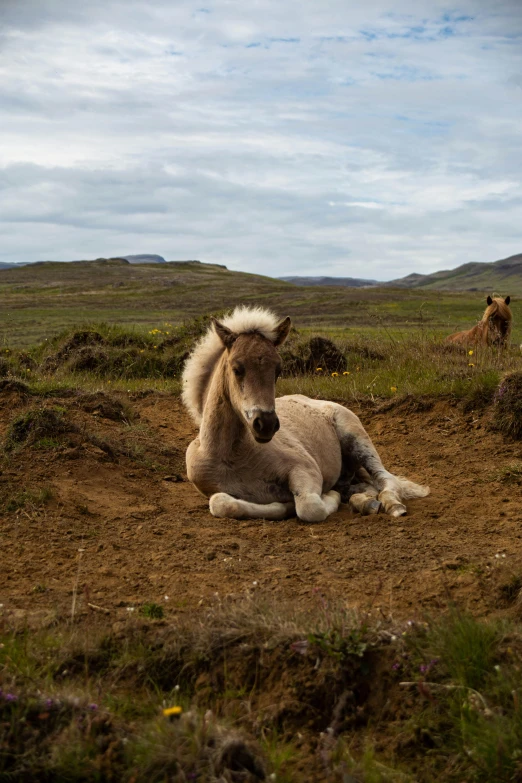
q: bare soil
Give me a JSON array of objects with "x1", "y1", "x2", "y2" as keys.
[{"x1": 2, "y1": 386, "x2": 522, "y2": 629}]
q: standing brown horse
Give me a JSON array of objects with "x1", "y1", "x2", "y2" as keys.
[{"x1": 446, "y1": 296, "x2": 512, "y2": 347}]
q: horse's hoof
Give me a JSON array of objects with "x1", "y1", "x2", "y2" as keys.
[
  {"x1": 209, "y1": 492, "x2": 236, "y2": 518},
  {"x1": 363, "y1": 499, "x2": 382, "y2": 515},
  {"x1": 389, "y1": 503, "x2": 407, "y2": 518}
]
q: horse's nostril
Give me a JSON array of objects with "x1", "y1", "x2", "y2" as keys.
[{"x1": 253, "y1": 417, "x2": 263, "y2": 433}]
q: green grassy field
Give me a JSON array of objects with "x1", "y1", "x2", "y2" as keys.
[{"x1": 1, "y1": 259, "x2": 521, "y2": 347}]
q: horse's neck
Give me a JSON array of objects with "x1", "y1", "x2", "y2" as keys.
[{"x1": 199, "y1": 355, "x2": 246, "y2": 456}]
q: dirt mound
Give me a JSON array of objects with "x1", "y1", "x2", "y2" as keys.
[
  {"x1": 492, "y1": 372, "x2": 522, "y2": 439},
  {"x1": 60, "y1": 330, "x2": 106, "y2": 353},
  {"x1": 76, "y1": 392, "x2": 133, "y2": 422},
  {"x1": 0, "y1": 379, "x2": 31, "y2": 396},
  {"x1": 281, "y1": 335, "x2": 347, "y2": 375},
  {"x1": 4, "y1": 407, "x2": 71, "y2": 450},
  {"x1": 42, "y1": 330, "x2": 107, "y2": 373}
]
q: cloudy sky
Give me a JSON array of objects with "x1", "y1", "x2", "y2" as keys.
[{"x1": 1, "y1": 0, "x2": 521, "y2": 280}]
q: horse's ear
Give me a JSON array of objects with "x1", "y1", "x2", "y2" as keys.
[
  {"x1": 212, "y1": 318, "x2": 237, "y2": 349},
  {"x1": 505, "y1": 296, "x2": 511, "y2": 305},
  {"x1": 487, "y1": 296, "x2": 493, "y2": 306},
  {"x1": 273, "y1": 316, "x2": 291, "y2": 347}
]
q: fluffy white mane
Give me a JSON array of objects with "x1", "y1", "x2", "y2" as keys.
[{"x1": 182, "y1": 306, "x2": 282, "y2": 425}]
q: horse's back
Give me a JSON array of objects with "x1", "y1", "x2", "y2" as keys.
[
  {"x1": 445, "y1": 330, "x2": 467, "y2": 344},
  {"x1": 446, "y1": 326, "x2": 478, "y2": 345},
  {"x1": 276, "y1": 394, "x2": 343, "y2": 484}
]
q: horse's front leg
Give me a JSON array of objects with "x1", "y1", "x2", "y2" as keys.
[
  {"x1": 209, "y1": 493, "x2": 295, "y2": 521},
  {"x1": 288, "y1": 467, "x2": 340, "y2": 523}
]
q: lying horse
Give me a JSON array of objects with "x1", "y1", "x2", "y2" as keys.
[
  {"x1": 446, "y1": 296, "x2": 512, "y2": 347},
  {"x1": 182, "y1": 307, "x2": 429, "y2": 523}
]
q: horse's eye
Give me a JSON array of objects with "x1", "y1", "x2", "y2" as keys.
[{"x1": 232, "y1": 367, "x2": 244, "y2": 378}]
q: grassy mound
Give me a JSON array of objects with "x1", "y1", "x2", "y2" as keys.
[
  {"x1": 3, "y1": 596, "x2": 522, "y2": 782},
  {"x1": 280, "y1": 334, "x2": 348, "y2": 375},
  {"x1": 75, "y1": 392, "x2": 133, "y2": 422},
  {"x1": 492, "y1": 372, "x2": 522, "y2": 439},
  {"x1": 4, "y1": 407, "x2": 72, "y2": 451}
]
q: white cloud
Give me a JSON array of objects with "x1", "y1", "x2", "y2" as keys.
[{"x1": 0, "y1": 0, "x2": 521, "y2": 279}]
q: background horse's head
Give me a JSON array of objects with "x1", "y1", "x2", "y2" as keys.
[
  {"x1": 212, "y1": 315, "x2": 291, "y2": 443},
  {"x1": 484, "y1": 295, "x2": 512, "y2": 347}
]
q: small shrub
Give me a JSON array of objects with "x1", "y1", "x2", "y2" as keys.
[
  {"x1": 498, "y1": 575, "x2": 522, "y2": 605},
  {"x1": 140, "y1": 603, "x2": 165, "y2": 620},
  {"x1": 423, "y1": 610, "x2": 501, "y2": 691},
  {"x1": 5, "y1": 486, "x2": 54, "y2": 512},
  {"x1": 491, "y1": 462, "x2": 522, "y2": 484}
]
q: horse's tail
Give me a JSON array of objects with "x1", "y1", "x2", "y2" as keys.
[{"x1": 397, "y1": 477, "x2": 430, "y2": 499}]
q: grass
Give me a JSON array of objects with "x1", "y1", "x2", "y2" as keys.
[
  {"x1": 4, "y1": 486, "x2": 55, "y2": 512},
  {"x1": 0, "y1": 318, "x2": 520, "y2": 409},
  {"x1": 1, "y1": 260, "x2": 521, "y2": 347},
  {"x1": 3, "y1": 596, "x2": 522, "y2": 781},
  {"x1": 490, "y1": 463, "x2": 522, "y2": 484}
]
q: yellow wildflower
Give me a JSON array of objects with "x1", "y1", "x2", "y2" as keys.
[
  {"x1": 391, "y1": 386, "x2": 397, "y2": 392},
  {"x1": 163, "y1": 706, "x2": 182, "y2": 717},
  {"x1": 315, "y1": 367, "x2": 323, "y2": 372},
  {"x1": 468, "y1": 363, "x2": 475, "y2": 367},
  {"x1": 468, "y1": 350, "x2": 473, "y2": 356},
  {"x1": 343, "y1": 371, "x2": 350, "y2": 376},
  {"x1": 331, "y1": 372, "x2": 339, "y2": 377}
]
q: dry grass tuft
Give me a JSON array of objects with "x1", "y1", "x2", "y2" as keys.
[{"x1": 492, "y1": 372, "x2": 522, "y2": 439}]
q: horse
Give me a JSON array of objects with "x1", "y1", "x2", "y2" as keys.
[
  {"x1": 182, "y1": 306, "x2": 429, "y2": 523},
  {"x1": 446, "y1": 296, "x2": 512, "y2": 348}
]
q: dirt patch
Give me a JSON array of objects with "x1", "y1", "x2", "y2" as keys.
[{"x1": 1, "y1": 388, "x2": 522, "y2": 629}]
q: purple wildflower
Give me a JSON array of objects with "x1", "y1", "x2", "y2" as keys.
[
  {"x1": 88, "y1": 703, "x2": 98, "y2": 711},
  {"x1": 5, "y1": 694, "x2": 17, "y2": 702}
]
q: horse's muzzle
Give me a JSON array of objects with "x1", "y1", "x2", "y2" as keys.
[{"x1": 252, "y1": 411, "x2": 280, "y2": 443}]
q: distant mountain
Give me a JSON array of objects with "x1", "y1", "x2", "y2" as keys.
[
  {"x1": 280, "y1": 275, "x2": 378, "y2": 288},
  {"x1": 387, "y1": 252, "x2": 522, "y2": 293},
  {"x1": 122, "y1": 254, "x2": 166, "y2": 264}
]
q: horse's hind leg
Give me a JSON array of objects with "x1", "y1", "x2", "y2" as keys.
[
  {"x1": 332, "y1": 406, "x2": 427, "y2": 518},
  {"x1": 209, "y1": 493, "x2": 295, "y2": 521},
  {"x1": 347, "y1": 482, "x2": 382, "y2": 515}
]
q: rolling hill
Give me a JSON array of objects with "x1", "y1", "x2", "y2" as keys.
[
  {"x1": 280, "y1": 275, "x2": 378, "y2": 287},
  {"x1": 387, "y1": 252, "x2": 522, "y2": 293}
]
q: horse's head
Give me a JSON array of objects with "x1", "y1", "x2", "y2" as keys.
[
  {"x1": 485, "y1": 295, "x2": 512, "y2": 347},
  {"x1": 212, "y1": 316, "x2": 291, "y2": 443}
]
